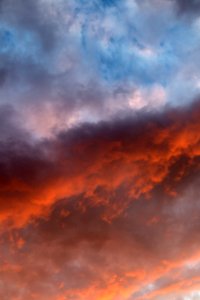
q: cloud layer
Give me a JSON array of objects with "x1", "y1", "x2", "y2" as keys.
[
  {"x1": 0, "y1": 100, "x2": 200, "y2": 299},
  {"x1": 1, "y1": 1, "x2": 200, "y2": 300}
]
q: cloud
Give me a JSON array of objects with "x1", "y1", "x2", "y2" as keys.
[
  {"x1": 0, "y1": 0, "x2": 58, "y2": 51},
  {"x1": 1, "y1": 159, "x2": 200, "y2": 300},
  {"x1": 174, "y1": 0, "x2": 200, "y2": 15},
  {"x1": 1, "y1": 0, "x2": 200, "y2": 138},
  {"x1": 1, "y1": 1, "x2": 200, "y2": 299},
  {"x1": 1, "y1": 100, "x2": 200, "y2": 228}
]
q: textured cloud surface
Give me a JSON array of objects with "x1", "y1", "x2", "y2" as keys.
[{"x1": 1, "y1": 1, "x2": 200, "y2": 300}]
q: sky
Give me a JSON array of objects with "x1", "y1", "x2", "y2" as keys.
[{"x1": 1, "y1": 0, "x2": 200, "y2": 299}]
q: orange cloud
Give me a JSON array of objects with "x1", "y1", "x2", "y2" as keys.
[
  {"x1": 1, "y1": 101, "x2": 200, "y2": 227},
  {"x1": 1, "y1": 101, "x2": 200, "y2": 299}
]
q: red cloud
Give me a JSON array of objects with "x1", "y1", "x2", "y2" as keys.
[{"x1": 1, "y1": 101, "x2": 200, "y2": 227}]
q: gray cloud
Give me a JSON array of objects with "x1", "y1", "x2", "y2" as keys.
[
  {"x1": 0, "y1": 0, "x2": 58, "y2": 51},
  {"x1": 175, "y1": 0, "x2": 200, "y2": 15}
]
